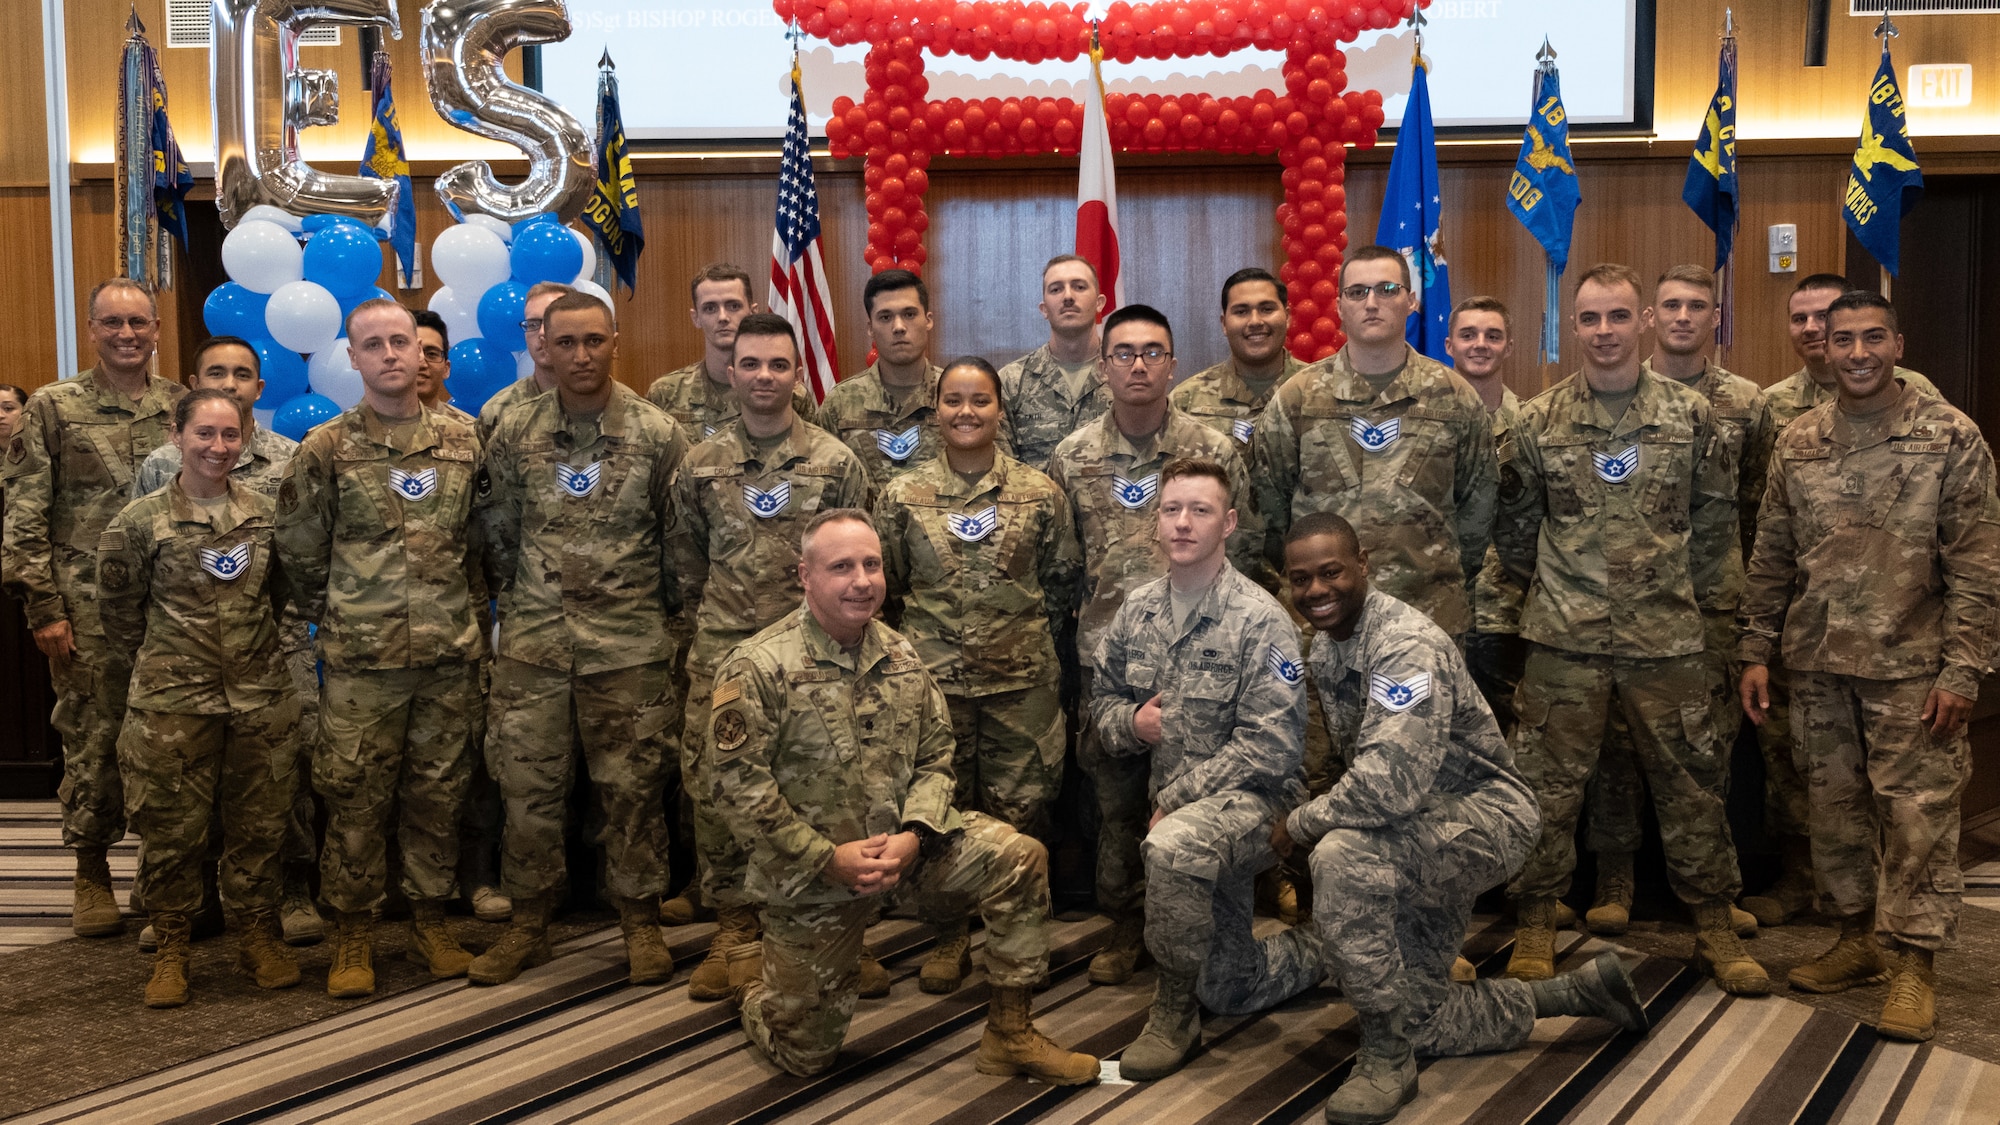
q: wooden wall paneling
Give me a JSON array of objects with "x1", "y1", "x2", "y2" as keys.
[
  {"x1": 1, "y1": 189, "x2": 61, "y2": 385},
  {"x1": 2, "y1": 1, "x2": 51, "y2": 186}
]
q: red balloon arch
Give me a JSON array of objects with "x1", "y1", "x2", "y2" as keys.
[{"x1": 780, "y1": 0, "x2": 1414, "y2": 360}]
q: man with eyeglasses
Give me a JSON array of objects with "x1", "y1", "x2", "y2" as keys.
[
  {"x1": 412, "y1": 309, "x2": 466, "y2": 419},
  {"x1": 3, "y1": 278, "x2": 183, "y2": 939},
  {"x1": 1047, "y1": 304, "x2": 1260, "y2": 985},
  {"x1": 647, "y1": 264, "x2": 817, "y2": 443},
  {"x1": 1253, "y1": 244, "x2": 1497, "y2": 645},
  {"x1": 476, "y1": 282, "x2": 575, "y2": 443}
]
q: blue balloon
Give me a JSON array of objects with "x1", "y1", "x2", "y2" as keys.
[
  {"x1": 251, "y1": 337, "x2": 310, "y2": 404},
  {"x1": 303, "y1": 222, "x2": 385, "y2": 298},
  {"x1": 203, "y1": 282, "x2": 269, "y2": 337},
  {"x1": 447, "y1": 338, "x2": 517, "y2": 414},
  {"x1": 301, "y1": 214, "x2": 362, "y2": 233},
  {"x1": 476, "y1": 281, "x2": 529, "y2": 352},
  {"x1": 509, "y1": 212, "x2": 559, "y2": 237},
  {"x1": 508, "y1": 221, "x2": 583, "y2": 287},
  {"x1": 335, "y1": 285, "x2": 399, "y2": 326},
  {"x1": 272, "y1": 393, "x2": 341, "y2": 441}
]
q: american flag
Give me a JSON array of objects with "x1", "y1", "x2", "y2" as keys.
[{"x1": 769, "y1": 66, "x2": 839, "y2": 404}]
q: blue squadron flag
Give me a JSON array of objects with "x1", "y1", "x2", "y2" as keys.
[
  {"x1": 360, "y1": 52, "x2": 419, "y2": 287},
  {"x1": 1683, "y1": 33, "x2": 1738, "y2": 272},
  {"x1": 1507, "y1": 43, "x2": 1580, "y2": 364},
  {"x1": 147, "y1": 50, "x2": 192, "y2": 251},
  {"x1": 1844, "y1": 46, "x2": 1923, "y2": 276},
  {"x1": 118, "y1": 12, "x2": 189, "y2": 287},
  {"x1": 588, "y1": 51, "x2": 645, "y2": 294},
  {"x1": 1376, "y1": 58, "x2": 1451, "y2": 363}
]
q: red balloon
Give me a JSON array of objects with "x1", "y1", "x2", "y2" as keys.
[
  {"x1": 943, "y1": 119, "x2": 968, "y2": 147},
  {"x1": 871, "y1": 255, "x2": 895, "y2": 272},
  {"x1": 895, "y1": 227, "x2": 922, "y2": 253},
  {"x1": 963, "y1": 102, "x2": 988, "y2": 131},
  {"x1": 999, "y1": 100, "x2": 1024, "y2": 130},
  {"x1": 906, "y1": 169, "x2": 929, "y2": 195},
  {"x1": 1036, "y1": 99, "x2": 1060, "y2": 128},
  {"x1": 1309, "y1": 278, "x2": 1338, "y2": 306},
  {"x1": 1285, "y1": 111, "x2": 1309, "y2": 136},
  {"x1": 1020, "y1": 118, "x2": 1041, "y2": 144},
  {"x1": 868, "y1": 221, "x2": 888, "y2": 246},
  {"x1": 910, "y1": 208, "x2": 930, "y2": 233},
  {"x1": 1126, "y1": 99, "x2": 1150, "y2": 129},
  {"x1": 1325, "y1": 185, "x2": 1346, "y2": 209},
  {"x1": 883, "y1": 206, "x2": 909, "y2": 229},
  {"x1": 1278, "y1": 260, "x2": 1296, "y2": 285},
  {"x1": 1306, "y1": 78, "x2": 1334, "y2": 105},
  {"x1": 1159, "y1": 99, "x2": 1183, "y2": 128},
  {"x1": 1265, "y1": 122, "x2": 1289, "y2": 148},
  {"x1": 864, "y1": 164, "x2": 886, "y2": 189},
  {"x1": 888, "y1": 105, "x2": 913, "y2": 130},
  {"x1": 984, "y1": 121, "x2": 1006, "y2": 147},
  {"x1": 1217, "y1": 108, "x2": 1241, "y2": 135},
  {"x1": 904, "y1": 244, "x2": 927, "y2": 267},
  {"x1": 1143, "y1": 118, "x2": 1168, "y2": 145},
  {"x1": 1214, "y1": 5, "x2": 1239, "y2": 35},
  {"x1": 1052, "y1": 118, "x2": 1078, "y2": 146},
  {"x1": 863, "y1": 119, "x2": 889, "y2": 146},
  {"x1": 1302, "y1": 222, "x2": 1328, "y2": 245},
  {"x1": 1267, "y1": 13, "x2": 1293, "y2": 40},
  {"x1": 826, "y1": 0, "x2": 851, "y2": 27},
  {"x1": 881, "y1": 176, "x2": 906, "y2": 203},
  {"x1": 887, "y1": 59, "x2": 911, "y2": 84},
  {"x1": 865, "y1": 190, "x2": 885, "y2": 213},
  {"x1": 1297, "y1": 135, "x2": 1323, "y2": 158},
  {"x1": 1300, "y1": 200, "x2": 1326, "y2": 224},
  {"x1": 826, "y1": 118, "x2": 850, "y2": 148},
  {"x1": 1180, "y1": 113, "x2": 1203, "y2": 139},
  {"x1": 1011, "y1": 16, "x2": 1035, "y2": 42},
  {"x1": 890, "y1": 129, "x2": 910, "y2": 150},
  {"x1": 1292, "y1": 296, "x2": 1319, "y2": 322},
  {"x1": 1315, "y1": 242, "x2": 1343, "y2": 268},
  {"x1": 1312, "y1": 316, "x2": 1340, "y2": 344}
]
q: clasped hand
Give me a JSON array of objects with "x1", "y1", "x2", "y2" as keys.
[{"x1": 826, "y1": 831, "x2": 921, "y2": 895}]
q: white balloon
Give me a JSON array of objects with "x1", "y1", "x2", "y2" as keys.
[
  {"x1": 572, "y1": 279, "x2": 614, "y2": 317},
  {"x1": 264, "y1": 280, "x2": 343, "y2": 355},
  {"x1": 430, "y1": 223, "x2": 512, "y2": 294},
  {"x1": 570, "y1": 227, "x2": 596, "y2": 284},
  {"x1": 515, "y1": 349, "x2": 534, "y2": 378},
  {"x1": 222, "y1": 220, "x2": 305, "y2": 294},
  {"x1": 427, "y1": 285, "x2": 483, "y2": 349},
  {"x1": 241, "y1": 205, "x2": 304, "y2": 233},
  {"x1": 463, "y1": 213, "x2": 514, "y2": 244},
  {"x1": 309, "y1": 342, "x2": 366, "y2": 410},
  {"x1": 252, "y1": 407, "x2": 277, "y2": 430}
]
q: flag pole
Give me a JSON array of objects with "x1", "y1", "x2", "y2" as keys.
[
  {"x1": 592, "y1": 48, "x2": 616, "y2": 292},
  {"x1": 1874, "y1": 0, "x2": 1898, "y2": 300},
  {"x1": 1536, "y1": 38, "x2": 1559, "y2": 367},
  {"x1": 1717, "y1": 8, "x2": 1736, "y2": 353}
]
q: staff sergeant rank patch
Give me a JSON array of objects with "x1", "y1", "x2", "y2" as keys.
[
  {"x1": 875, "y1": 426, "x2": 921, "y2": 462},
  {"x1": 743, "y1": 480, "x2": 791, "y2": 518},
  {"x1": 1592, "y1": 446, "x2": 1639, "y2": 484},
  {"x1": 1231, "y1": 418, "x2": 1255, "y2": 444},
  {"x1": 1266, "y1": 644, "x2": 1305, "y2": 684},
  {"x1": 557, "y1": 461, "x2": 602, "y2": 498},
  {"x1": 947, "y1": 505, "x2": 999, "y2": 542},
  {"x1": 1111, "y1": 473, "x2": 1160, "y2": 510},
  {"x1": 388, "y1": 466, "x2": 439, "y2": 501},
  {"x1": 199, "y1": 544, "x2": 252, "y2": 581},
  {"x1": 1350, "y1": 416, "x2": 1401, "y2": 452},
  {"x1": 1368, "y1": 671, "x2": 1432, "y2": 713}
]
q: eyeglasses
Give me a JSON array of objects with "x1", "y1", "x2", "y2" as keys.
[
  {"x1": 1105, "y1": 346, "x2": 1172, "y2": 368},
  {"x1": 1339, "y1": 282, "x2": 1409, "y2": 302},
  {"x1": 519, "y1": 318, "x2": 544, "y2": 333},
  {"x1": 420, "y1": 347, "x2": 447, "y2": 362},
  {"x1": 93, "y1": 316, "x2": 156, "y2": 332}
]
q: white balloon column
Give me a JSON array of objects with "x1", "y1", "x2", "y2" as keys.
[{"x1": 426, "y1": 212, "x2": 609, "y2": 413}]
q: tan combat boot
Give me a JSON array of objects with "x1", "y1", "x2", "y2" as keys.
[
  {"x1": 1692, "y1": 901, "x2": 1772, "y2": 996},
  {"x1": 616, "y1": 896, "x2": 676, "y2": 985},
  {"x1": 237, "y1": 911, "x2": 302, "y2": 989},
  {"x1": 1323, "y1": 1009, "x2": 1419, "y2": 1125},
  {"x1": 73, "y1": 848, "x2": 124, "y2": 937},
  {"x1": 1787, "y1": 914, "x2": 1889, "y2": 994},
  {"x1": 858, "y1": 948, "x2": 892, "y2": 998},
  {"x1": 725, "y1": 938, "x2": 764, "y2": 1000},
  {"x1": 659, "y1": 883, "x2": 715, "y2": 926},
  {"x1": 145, "y1": 913, "x2": 192, "y2": 1008},
  {"x1": 920, "y1": 917, "x2": 973, "y2": 995},
  {"x1": 1741, "y1": 836, "x2": 1816, "y2": 927},
  {"x1": 327, "y1": 911, "x2": 377, "y2": 999},
  {"x1": 975, "y1": 984, "x2": 1100, "y2": 1085},
  {"x1": 1506, "y1": 896, "x2": 1558, "y2": 981},
  {"x1": 688, "y1": 904, "x2": 760, "y2": 1001},
  {"x1": 408, "y1": 899, "x2": 475, "y2": 979},
  {"x1": 1119, "y1": 969, "x2": 1202, "y2": 1080},
  {"x1": 1585, "y1": 852, "x2": 1634, "y2": 936},
  {"x1": 279, "y1": 877, "x2": 326, "y2": 946},
  {"x1": 1088, "y1": 913, "x2": 1150, "y2": 985},
  {"x1": 1877, "y1": 946, "x2": 1936, "y2": 1042},
  {"x1": 1450, "y1": 956, "x2": 1478, "y2": 984},
  {"x1": 468, "y1": 894, "x2": 554, "y2": 985},
  {"x1": 1553, "y1": 901, "x2": 1579, "y2": 930}
]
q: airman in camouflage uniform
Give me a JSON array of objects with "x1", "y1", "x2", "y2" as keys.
[
  {"x1": 647, "y1": 360, "x2": 817, "y2": 439},
  {"x1": 821, "y1": 271, "x2": 954, "y2": 486},
  {"x1": 1, "y1": 278, "x2": 183, "y2": 936},
  {"x1": 275, "y1": 300, "x2": 485, "y2": 998},
  {"x1": 1170, "y1": 354, "x2": 1306, "y2": 448},
  {"x1": 1447, "y1": 296, "x2": 1528, "y2": 733},
  {"x1": 997, "y1": 256, "x2": 1111, "y2": 471},
  {"x1": 98, "y1": 397, "x2": 301, "y2": 1006},
  {"x1": 470, "y1": 295, "x2": 691, "y2": 986},
  {"x1": 1275, "y1": 514, "x2": 1647, "y2": 1125},
  {"x1": 705, "y1": 511, "x2": 1096, "y2": 1084},
  {"x1": 1089, "y1": 461, "x2": 1316, "y2": 1079},
  {"x1": 1739, "y1": 292, "x2": 2000, "y2": 1042},
  {"x1": 474, "y1": 282, "x2": 575, "y2": 443}
]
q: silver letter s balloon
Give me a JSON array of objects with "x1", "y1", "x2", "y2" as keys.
[
  {"x1": 421, "y1": 0, "x2": 592, "y2": 223},
  {"x1": 211, "y1": 0, "x2": 402, "y2": 229}
]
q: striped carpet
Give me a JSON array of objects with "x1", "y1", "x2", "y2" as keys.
[{"x1": 0, "y1": 801, "x2": 136, "y2": 953}]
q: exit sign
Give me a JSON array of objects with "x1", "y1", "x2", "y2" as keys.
[{"x1": 1908, "y1": 64, "x2": 1973, "y2": 108}]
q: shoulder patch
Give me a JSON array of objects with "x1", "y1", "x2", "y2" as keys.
[
  {"x1": 278, "y1": 479, "x2": 300, "y2": 514},
  {"x1": 97, "y1": 557, "x2": 132, "y2": 594},
  {"x1": 712, "y1": 707, "x2": 748, "y2": 752},
  {"x1": 6, "y1": 436, "x2": 24, "y2": 464},
  {"x1": 98, "y1": 527, "x2": 127, "y2": 553},
  {"x1": 711, "y1": 678, "x2": 743, "y2": 708}
]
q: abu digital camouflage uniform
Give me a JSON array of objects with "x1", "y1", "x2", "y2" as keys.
[
  {"x1": 1289, "y1": 588, "x2": 1543, "y2": 1056},
  {"x1": 97, "y1": 479, "x2": 299, "y2": 917},
  {"x1": 1740, "y1": 383, "x2": 2000, "y2": 949},
  {"x1": 275, "y1": 402, "x2": 486, "y2": 914},
  {"x1": 645, "y1": 359, "x2": 818, "y2": 440},
  {"x1": 667, "y1": 418, "x2": 871, "y2": 907},
  {"x1": 705, "y1": 610, "x2": 1052, "y2": 1077},
  {"x1": 1090, "y1": 566, "x2": 1320, "y2": 1014},
  {"x1": 1468, "y1": 386, "x2": 1525, "y2": 734},
  {"x1": 1253, "y1": 344, "x2": 1498, "y2": 638},
  {"x1": 1, "y1": 368, "x2": 183, "y2": 849},
  {"x1": 998, "y1": 344, "x2": 1113, "y2": 471},
  {"x1": 819, "y1": 362, "x2": 958, "y2": 487},
  {"x1": 877, "y1": 451, "x2": 1082, "y2": 840},
  {"x1": 1048, "y1": 408, "x2": 1260, "y2": 916},
  {"x1": 1171, "y1": 355, "x2": 1305, "y2": 593},
  {"x1": 1493, "y1": 368, "x2": 1744, "y2": 906},
  {"x1": 479, "y1": 383, "x2": 689, "y2": 903}
]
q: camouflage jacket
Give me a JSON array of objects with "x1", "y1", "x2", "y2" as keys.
[
  {"x1": 645, "y1": 359, "x2": 818, "y2": 441},
  {"x1": 1472, "y1": 386, "x2": 1524, "y2": 635},
  {"x1": 479, "y1": 383, "x2": 690, "y2": 675},
  {"x1": 1766, "y1": 366, "x2": 1938, "y2": 432},
  {"x1": 1170, "y1": 354, "x2": 1306, "y2": 449},
  {"x1": 1, "y1": 368, "x2": 184, "y2": 635},
  {"x1": 1740, "y1": 385, "x2": 2000, "y2": 699},
  {"x1": 705, "y1": 610, "x2": 962, "y2": 905},
  {"x1": 97, "y1": 479, "x2": 293, "y2": 715},
  {"x1": 1287, "y1": 588, "x2": 1534, "y2": 840},
  {"x1": 1253, "y1": 344, "x2": 1497, "y2": 636},
  {"x1": 667, "y1": 418, "x2": 872, "y2": 680},
  {"x1": 1646, "y1": 357, "x2": 1773, "y2": 588},
  {"x1": 133, "y1": 425, "x2": 299, "y2": 501},
  {"x1": 820, "y1": 361, "x2": 954, "y2": 487},
  {"x1": 477, "y1": 374, "x2": 551, "y2": 444},
  {"x1": 876, "y1": 451, "x2": 1082, "y2": 696},
  {"x1": 1493, "y1": 368, "x2": 1735, "y2": 659},
  {"x1": 1089, "y1": 564, "x2": 1306, "y2": 811},
  {"x1": 1048, "y1": 407, "x2": 1261, "y2": 658},
  {"x1": 998, "y1": 343, "x2": 1113, "y2": 471},
  {"x1": 275, "y1": 402, "x2": 485, "y2": 670}
]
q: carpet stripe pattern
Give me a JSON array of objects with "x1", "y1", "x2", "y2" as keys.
[{"x1": 0, "y1": 801, "x2": 136, "y2": 952}]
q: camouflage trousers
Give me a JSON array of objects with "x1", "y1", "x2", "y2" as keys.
[
  {"x1": 1510, "y1": 644, "x2": 1742, "y2": 904},
  {"x1": 314, "y1": 662, "x2": 477, "y2": 914},
  {"x1": 946, "y1": 684, "x2": 1064, "y2": 842},
  {"x1": 1143, "y1": 790, "x2": 1322, "y2": 1014},
  {"x1": 280, "y1": 625, "x2": 321, "y2": 873},
  {"x1": 1310, "y1": 780, "x2": 1541, "y2": 1056},
  {"x1": 486, "y1": 656, "x2": 678, "y2": 901},
  {"x1": 48, "y1": 633, "x2": 126, "y2": 850},
  {"x1": 459, "y1": 656, "x2": 504, "y2": 892},
  {"x1": 1076, "y1": 669, "x2": 1148, "y2": 917},
  {"x1": 118, "y1": 699, "x2": 300, "y2": 916},
  {"x1": 742, "y1": 813, "x2": 1051, "y2": 1076},
  {"x1": 1465, "y1": 630, "x2": 1527, "y2": 738},
  {"x1": 1790, "y1": 671, "x2": 1970, "y2": 950},
  {"x1": 684, "y1": 672, "x2": 752, "y2": 909},
  {"x1": 1755, "y1": 660, "x2": 1811, "y2": 841}
]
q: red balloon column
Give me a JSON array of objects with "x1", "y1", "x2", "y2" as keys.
[{"x1": 798, "y1": 0, "x2": 1410, "y2": 362}]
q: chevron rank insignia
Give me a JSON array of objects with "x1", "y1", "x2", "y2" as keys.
[
  {"x1": 947, "y1": 505, "x2": 999, "y2": 542},
  {"x1": 1368, "y1": 672, "x2": 1431, "y2": 712},
  {"x1": 1350, "y1": 416, "x2": 1401, "y2": 452},
  {"x1": 702, "y1": 424, "x2": 718, "y2": 439},
  {"x1": 387, "y1": 467, "x2": 438, "y2": 501},
  {"x1": 1266, "y1": 644, "x2": 1305, "y2": 685},
  {"x1": 1111, "y1": 473, "x2": 1160, "y2": 509},
  {"x1": 1231, "y1": 418, "x2": 1255, "y2": 444},
  {"x1": 556, "y1": 461, "x2": 602, "y2": 498},
  {"x1": 199, "y1": 543, "x2": 252, "y2": 581},
  {"x1": 875, "y1": 426, "x2": 922, "y2": 462},
  {"x1": 1592, "y1": 446, "x2": 1640, "y2": 484},
  {"x1": 743, "y1": 480, "x2": 792, "y2": 518}
]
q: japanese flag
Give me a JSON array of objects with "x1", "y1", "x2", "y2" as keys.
[{"x1": 1077, "y1": 42, "x2": 1124, "y2": 315}]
